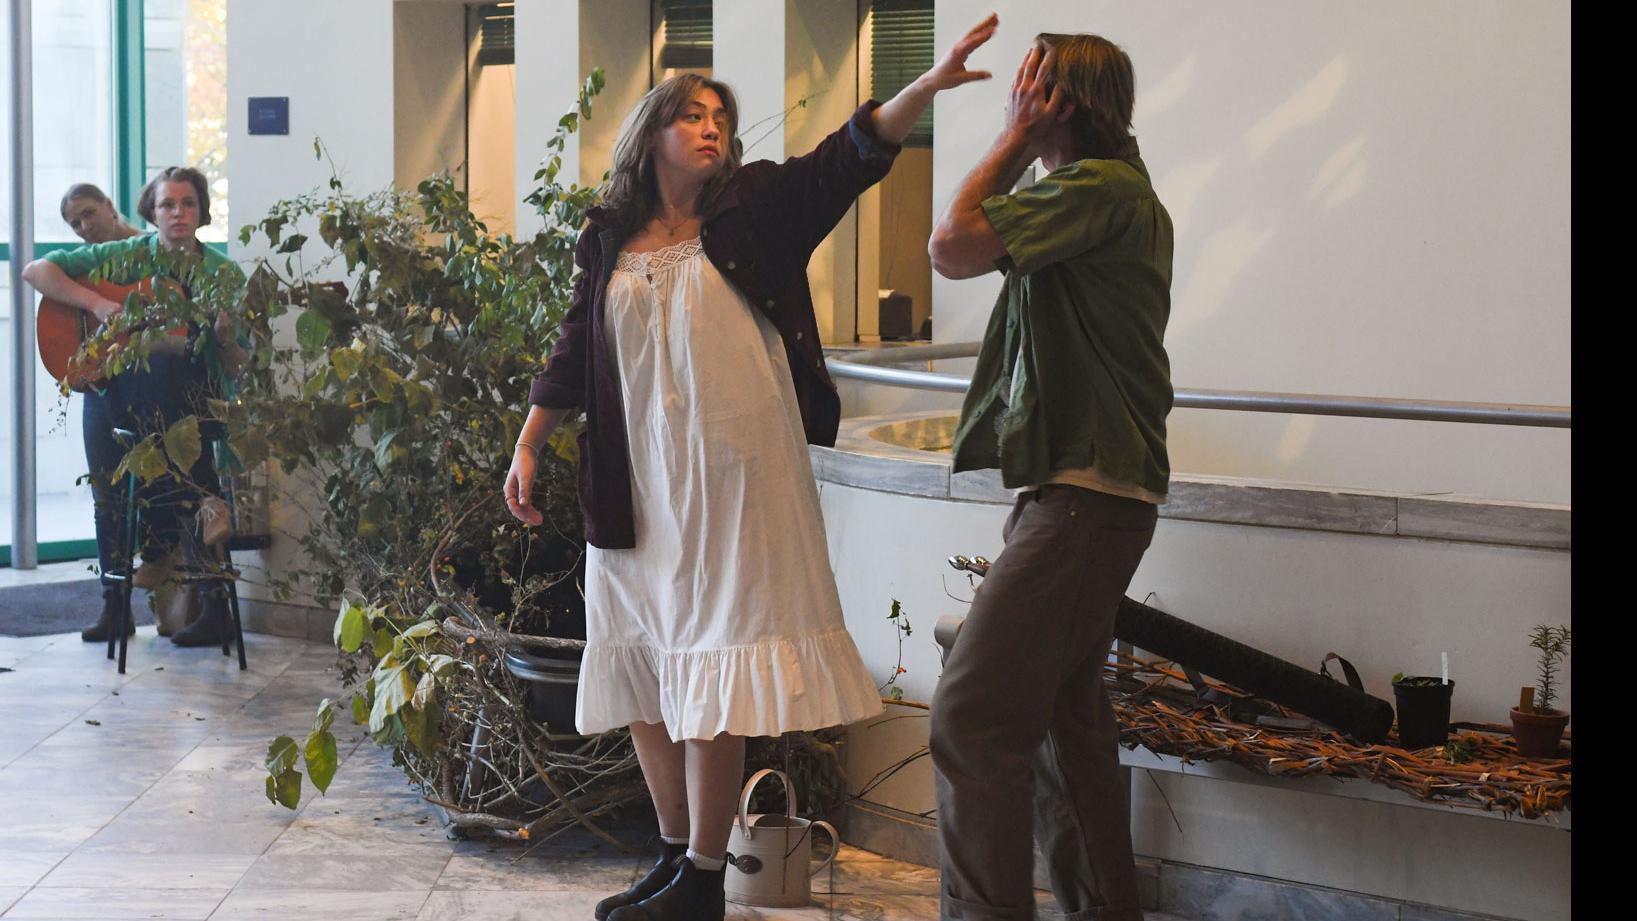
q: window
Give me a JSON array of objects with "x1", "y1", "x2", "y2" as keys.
[
  {"x1": 146, "y1": 0, "x2": 228, "y2": 242},
  {"x1": 4, "y1": 0, "x2": 117, "y2": 244},
  {"x1": 656, "y1": 0, "x2": 711, "y2": 73},
  {"x1": 474, "y1": 2, "x2": 515, "y2": 67},
  {"x1": 869, "y1": 0, "x2": 932, "y2": 148},
  {"x1": 3, "y1": 0, "x2": 229, "y2": 565}
]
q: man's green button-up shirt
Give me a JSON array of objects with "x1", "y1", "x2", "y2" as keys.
[{"x1": 950, "y1": 139, "x2": 1175, "y2": 497}]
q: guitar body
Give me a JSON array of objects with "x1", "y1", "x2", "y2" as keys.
[{"x1": 36, "y1": 277, "x2": 186, "y2": 393}]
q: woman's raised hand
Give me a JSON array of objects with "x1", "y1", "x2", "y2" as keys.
[
  {"x1": 872, "y1": 13, "x2": 997, "y2": 145},
  {"x1": 920, "y1": 13, "x2": 999, "y2": 92}
]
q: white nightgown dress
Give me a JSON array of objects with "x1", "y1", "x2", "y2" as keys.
[{"x1": 574, "y1": 237, "x2": 883, "y2": 741}]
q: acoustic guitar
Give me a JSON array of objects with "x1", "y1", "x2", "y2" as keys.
[{"x1": 36, "y1": 277, "x2": 188, "y2": 393}]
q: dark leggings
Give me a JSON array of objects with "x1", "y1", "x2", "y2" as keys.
[{"x1": 82, "y1": 352, "x2": 224, "y2": 604}]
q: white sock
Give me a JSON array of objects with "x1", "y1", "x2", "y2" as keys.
[
  {"x1": 686, "y1": 849, "x2": 726, "y2": 871},
  {"x1": 660, "y1": 834, "x2": 688, "y2": 846}
]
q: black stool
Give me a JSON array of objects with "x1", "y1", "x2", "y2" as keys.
[{"x1": 105, "y1": 427, "x2": 248, "y2": 673}]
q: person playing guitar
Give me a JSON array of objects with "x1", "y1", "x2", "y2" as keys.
[{"x1": 22, "y1": 167, "x2": 249, "y2": 647}]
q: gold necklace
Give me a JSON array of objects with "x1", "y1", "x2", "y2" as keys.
[{"x1": 655, "y1": 210, "x2": 692, "y2": 237}]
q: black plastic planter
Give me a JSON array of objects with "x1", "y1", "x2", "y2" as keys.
[
  {"x1": 504, "y1": 649, "x2": 583, "y2": 735},
  {"x1": 1391, "y1": 677, "x2": 1454, "y2": 750}
]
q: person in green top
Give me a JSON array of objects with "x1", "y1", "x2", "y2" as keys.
[
  {"x1": 59, "y1": 182, "x2": 142, "y2": 245},
  {"x1": 23, "y1": 166, "x2": 248, "y2": 648},
  {"x1": 926, "y1": 33, "x2": 1172, "y2": 921}
]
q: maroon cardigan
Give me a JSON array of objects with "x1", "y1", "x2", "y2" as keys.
[{"x1": 529, "y1": 102, "x2": 902, "y2": 548}]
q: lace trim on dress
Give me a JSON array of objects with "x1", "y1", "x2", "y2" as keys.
[{"x1": 614, "y1": 237, "x2": 704, "y2": 277}]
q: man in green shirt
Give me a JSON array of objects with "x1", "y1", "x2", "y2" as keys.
[
  {"x1": 927, "y1": 33, "x2": 1172, "y2": 921},
  {"x1": 23, "y1": 166, "x2": 247, "y2": 647}
]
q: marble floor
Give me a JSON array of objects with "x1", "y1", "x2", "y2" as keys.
[{"x1": 0, "y1": 627, "x2": 1194, "y2": 920}]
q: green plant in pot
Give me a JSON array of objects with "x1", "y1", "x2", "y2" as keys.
[
  {"x1": 1391, "y1": 670, "x2": 1454, "y2": 750},
  {"x1": 1510, "y1": 625, "x2": 1570, "y2": 759}
]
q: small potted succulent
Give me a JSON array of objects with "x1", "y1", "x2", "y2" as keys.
[
  {"x1": 1392, "y1": 670, "x2": 1455, "y2": 750},
  {"x1": 1510, "y1": 625, "x2": 1570, "y2": 759}
]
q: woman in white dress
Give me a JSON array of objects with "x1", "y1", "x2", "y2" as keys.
[{"x1": 504, "y1": 16, "x2": 998, "y2": 919}]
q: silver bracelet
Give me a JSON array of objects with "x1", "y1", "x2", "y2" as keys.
[{"x1": 514, "y1": 440, "x2": 541, "y2": 455}]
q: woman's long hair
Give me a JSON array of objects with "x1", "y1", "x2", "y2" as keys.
[{"x1": 599, "y1": 73, "x2": 742, "y2": 234}]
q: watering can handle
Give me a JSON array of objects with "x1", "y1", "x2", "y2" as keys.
[
  {"x1": 809, "y1": 820, "x2": 840, "y2": 878},
  {"x1": 736, "y1": 768, "x2": 796, "y2": 842}
]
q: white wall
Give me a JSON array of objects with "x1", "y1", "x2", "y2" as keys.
[
  {"x1": 820, "y1": 480, "x2": 1571, "y2": 920},
  {"x1": 467, "y1": 54, "x2": 518, "y2": 234},
  {"x1": 785, "y1": 0, "x2": 861, "y2": 344},
  {"x1": 393, "y1": 2, "x2": 466, "y2": 194},
  {"x1": 930, "y1": 1, "x2": 1571, "y2": 504},
  {"x1": 714, "y1": 0, "x2": 785, "y2": 162},
  {"x1": 514, "y1": 0, "x2": 582, "y2": 237},
  {"x1": 578, "y1": 0, "x2": 651, "y2": 190},
  {"x1": 227, "y1": 0, "x2": 397, "y2": 606}
]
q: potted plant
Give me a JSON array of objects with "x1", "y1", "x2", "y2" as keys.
[
  {"x1": 1510, "y1": 625, "x2": 1570, "y2": 759},
  {"x1": 1391, "y1": 671, "x2": 1454, "y2": 750}
]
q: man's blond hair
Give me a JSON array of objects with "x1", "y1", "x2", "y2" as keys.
[{"x1": 1035, "y1": 33, "x2": 1136, "y2": 159}]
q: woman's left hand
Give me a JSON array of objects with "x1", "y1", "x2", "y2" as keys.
[{"x1": 919, "y1": 13, "x2": 998, "y2": 92}]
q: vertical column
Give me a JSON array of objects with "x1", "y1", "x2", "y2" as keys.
[
  {"x1": 785, "y1": 0, "x2": 858, "y2": 343},
  {"x1": 576, "y1": 0, "x2": 650, "y2": 191},
  {"x1": 9, "y1": 0, "x2": 36, "y2": 569},
  {"x1": 717, "y1": 0, "x2": 861, "y2": 343},
  {"x1": 514, "y1": 0, "x2": 580, "y2": 238},
  {"x1": 713, "y1": 0, "x2": 784, "y2": 162}
]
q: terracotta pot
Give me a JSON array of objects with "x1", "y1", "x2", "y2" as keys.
[{"x1": 1509, "y1": 707, "x2": 1570, "y2": 759}]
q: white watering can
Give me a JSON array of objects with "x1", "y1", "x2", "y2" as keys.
[{"x1": 723, "y1": 768, "x2": 839, "y2": 908}]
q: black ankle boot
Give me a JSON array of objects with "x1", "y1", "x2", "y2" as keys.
[
  {"x1": 595, "y1": 841, "x2": 688, "y2": 921},
  {"x1": 81, "y1": 590, "x2": 135, "y2": 642},
  {"x1": 607, "y1": 855, "x2": 725, "y2": 921},
  {"x1": 170, "y1": 594, "x2": 230, "y2": 647}
]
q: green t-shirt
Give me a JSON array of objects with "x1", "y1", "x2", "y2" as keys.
[
  {"x1": 44, "y1": 232, "x2": 248, "y2": 392},
  {"x1": 950, "y1": 140, "x2": 1175, "y2": 497},
  {"x1": 44, "y1": 232, "x2": 245, "y2": 294}
]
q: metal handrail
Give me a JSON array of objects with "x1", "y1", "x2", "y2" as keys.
[{"x1": 826, "y1": 342, "x2": 1571, "y2": 429}]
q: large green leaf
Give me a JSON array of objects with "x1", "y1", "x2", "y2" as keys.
[
  {"x1": 266, "y1": 768, "x2": 303, "y2": 810},
  {"x1": 296, "y1": 309, "x2": 333, "y2": 351},
  {"x1": 313, "y1": 698, "x2": 337, "y2": 735},
  {"x1": 369, "y1": 366, "x2": 404, "y2": 402},
  {"x1": 265, "y1": 736, "x2": 299, "y2": 775},
  {"x1": 368, "y1": 657, "x2": 415, "y2": 733},
  {"x1": 330, "y1": 346, "x2": 362, "y2": 382},
  {"x1": 412, "y1": 670, "x2": 437, "y2": 712},
  {"x1": 304, "y1": 730, "x2": 338, "y2": 795},
  {"x1": 162, "y1": 416, "x2": 201, "y2": 472},
  {"x1": 401, "y1": 619, "x2": 439, "y2": 641},
  {"x1": 401, "y1": 698, "x2": 443, "y2": 754},
  {"x1": 334, "y1": 601, "x2": 367, "y2": 653},
  {"x1": 229, "y1": 427, "x2": 270, "y2": 470},
  {"x1": 115, "y1": 438, "x2": 169, "y2": 484},
  {"x1": 424, "y1": 653, "x2": 461, "y2": 677}
]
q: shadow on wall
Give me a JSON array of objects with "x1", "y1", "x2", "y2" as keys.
[{"x1": 1110, "y1": 5, "x2": 1569, "y2": 503}]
